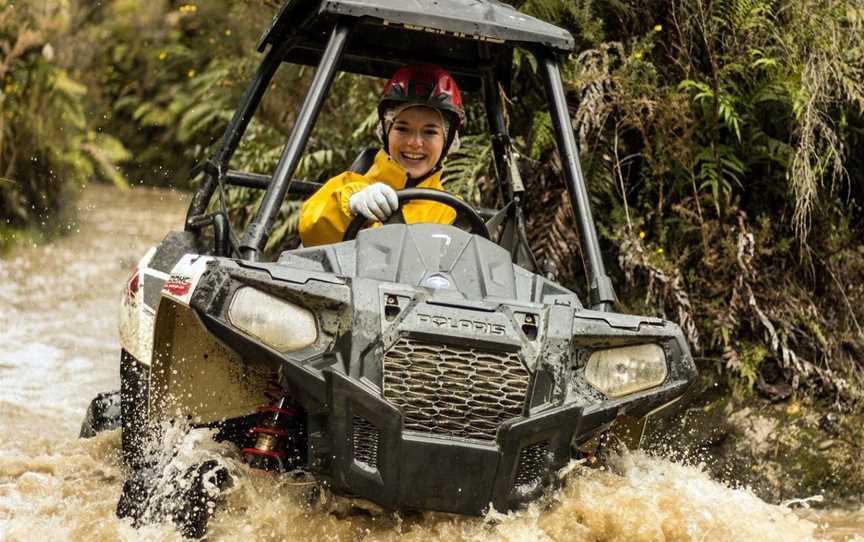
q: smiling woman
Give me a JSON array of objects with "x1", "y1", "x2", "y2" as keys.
[
  {"x1": 387, "y1": 106, "x2": 446, "y2": 179},
  {"x1": 297, "y1": 64, "x2": 464, "y2": 247}
]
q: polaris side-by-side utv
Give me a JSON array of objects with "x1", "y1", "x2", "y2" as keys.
[{"x1": 81, "y1": 0, "x2": 696, "y2": 535}]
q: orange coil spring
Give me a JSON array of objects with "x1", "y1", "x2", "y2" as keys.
[{"x1": 242, "y1": 386, "x2": 303, "y2": 471}]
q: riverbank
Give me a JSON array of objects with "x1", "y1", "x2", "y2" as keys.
[{"x1": 644, "y1": 365, "x2": 864, "y2": 508}]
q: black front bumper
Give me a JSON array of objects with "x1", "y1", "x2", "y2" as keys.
[{"x1": 325, "y1": 370, "x2": 617, "y2": 514}]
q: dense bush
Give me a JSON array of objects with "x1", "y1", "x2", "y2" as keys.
[
  {"x1": 63, "y1": 0, "x2": 273, "y2": 186},
  {"x1": 512, "y1": 0, "x2": 864, "y2": 404},
  {"x1": 0, "y1": 1, "x2": 128, "y2": 249}
]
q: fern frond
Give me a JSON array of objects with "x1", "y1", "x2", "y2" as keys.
[
  {"x1": 526, "y1": 190, "x2": 581, "y2": 283},
  {"x1": 442, "y1": 134, "x2": 494, "y2": 207}
]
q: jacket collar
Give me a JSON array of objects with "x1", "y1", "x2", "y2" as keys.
[{"x1": 368, "y1": 149, "x2": 444, "y2": 189}]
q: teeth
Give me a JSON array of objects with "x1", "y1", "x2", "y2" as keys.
[{"x1": 403, "y1": 153, "x2": 424, "y2": 160}]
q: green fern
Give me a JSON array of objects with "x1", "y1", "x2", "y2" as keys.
[
  {"x1": 442, "y1": 134, "x2": 493, "y2": 206},
  {"x1": 529, "y1": 111, "x2": 556, "y2": 161}
]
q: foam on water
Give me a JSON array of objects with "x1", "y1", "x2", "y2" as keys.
[{"x1": 2, "y1": 428, "x2": 853, "y2": 541}]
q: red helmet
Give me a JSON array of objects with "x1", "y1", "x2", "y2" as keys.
[{"x1": 378, "y1": 65, "x2": 464, "y2": 161}]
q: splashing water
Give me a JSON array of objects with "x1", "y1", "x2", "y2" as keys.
[{"x1": 1, "y1": 186, "x2": 861, "y2": 541}]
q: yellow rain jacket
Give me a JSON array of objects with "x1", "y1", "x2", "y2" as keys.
[{"x1": 299, "y1": 149, "x2": 457, "y2": 247}]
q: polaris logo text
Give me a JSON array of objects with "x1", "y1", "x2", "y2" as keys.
[{"x1": 417, "y1": 313, "x2": 505, "y2": 335}]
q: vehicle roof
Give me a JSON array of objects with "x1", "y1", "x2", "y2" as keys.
[{"x1": 259, "y1": 0, "x2": 575, "y2": 90}]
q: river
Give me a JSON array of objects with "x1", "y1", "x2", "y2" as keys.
[{"x1": 0, "y1": 185, "x2": 861, "y2": 541}]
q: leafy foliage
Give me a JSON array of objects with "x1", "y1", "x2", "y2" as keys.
[
  {"x1": 0, "y1": 0, "x2": 129, "y2": 248},
  {"x1": 512, "y1": 0, "x2": 864, "y2": 404},
  {"x1": 64, "y1": 0, "x2": 269, "y2": 186}
]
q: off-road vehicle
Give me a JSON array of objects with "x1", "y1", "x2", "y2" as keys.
[{"x1": 82, "y1": 0, "x2": 697, "y2": 536}]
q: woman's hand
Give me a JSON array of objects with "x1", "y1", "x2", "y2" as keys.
[{"x1": 348, "y1": 183, "x2": 399, "y2": 222}]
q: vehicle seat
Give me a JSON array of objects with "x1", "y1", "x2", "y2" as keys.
[{"x1": 348, "y1": 146, "x2": 378, "y2": 174}]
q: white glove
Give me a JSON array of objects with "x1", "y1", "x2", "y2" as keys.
[{"x1": 348, "y1": 183, "x2": 399, "y2": 222}]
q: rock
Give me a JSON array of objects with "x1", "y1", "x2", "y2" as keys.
[
  {"x1": 818, "y1": 413, "x2": 841, "y2": 437},
  {"x1": 817, "y1": 439, "x2": 837, "y2": 451}
]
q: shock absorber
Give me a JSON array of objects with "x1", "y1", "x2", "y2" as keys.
[{"x1": 242, "y1": 392, "x2": 306, "y2": 472}]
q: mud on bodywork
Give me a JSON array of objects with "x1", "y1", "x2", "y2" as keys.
[
  {"x1": 120, "y1": 232, "x2": 211, "y2": 366},
  {"x1": 123, "y1": 224, "x2": 696, "y2": 514}
]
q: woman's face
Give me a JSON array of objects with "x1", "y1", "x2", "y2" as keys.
[{"x1": 387, "y1": 106, "x2": 445, "y2": 179}]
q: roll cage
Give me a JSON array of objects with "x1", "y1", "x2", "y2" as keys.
[{"x1": 184, "y1": 0, "x2": 617, "y2": 311}]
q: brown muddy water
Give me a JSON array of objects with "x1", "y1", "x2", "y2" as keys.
[{"x1": 0, "y1": 185, "x2": 861, "y2": 541}]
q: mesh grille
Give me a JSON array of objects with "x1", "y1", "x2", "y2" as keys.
[
  {"x1": 514, "y1": 441, "x2": 549, "y2": 488},
  {"x1": 383, "y1": 338, "x2": 529, "y2": 441},
  {"x1": 352, "y1": 416, "x2": 379, "y2": 470}
]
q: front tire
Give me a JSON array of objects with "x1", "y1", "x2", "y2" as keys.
[{"x1": 120, "y1": 349, "x2": 151, "y2": 468}]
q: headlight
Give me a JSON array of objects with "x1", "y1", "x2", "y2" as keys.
[
  {"x1": 584, "y1": 343, "x2": 667, "y2": 397},
  {"x1": 227, "y1": 287, "x2": 317, "y2": 353}
]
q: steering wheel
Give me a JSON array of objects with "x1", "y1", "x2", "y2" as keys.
[{"x1": 342, "y1": 188, "x2": 490, "y2": 242}]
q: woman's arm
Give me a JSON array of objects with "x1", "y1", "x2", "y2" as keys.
[{"x1": 298, "y1": 172, "x2": 370, "y2": 246}]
